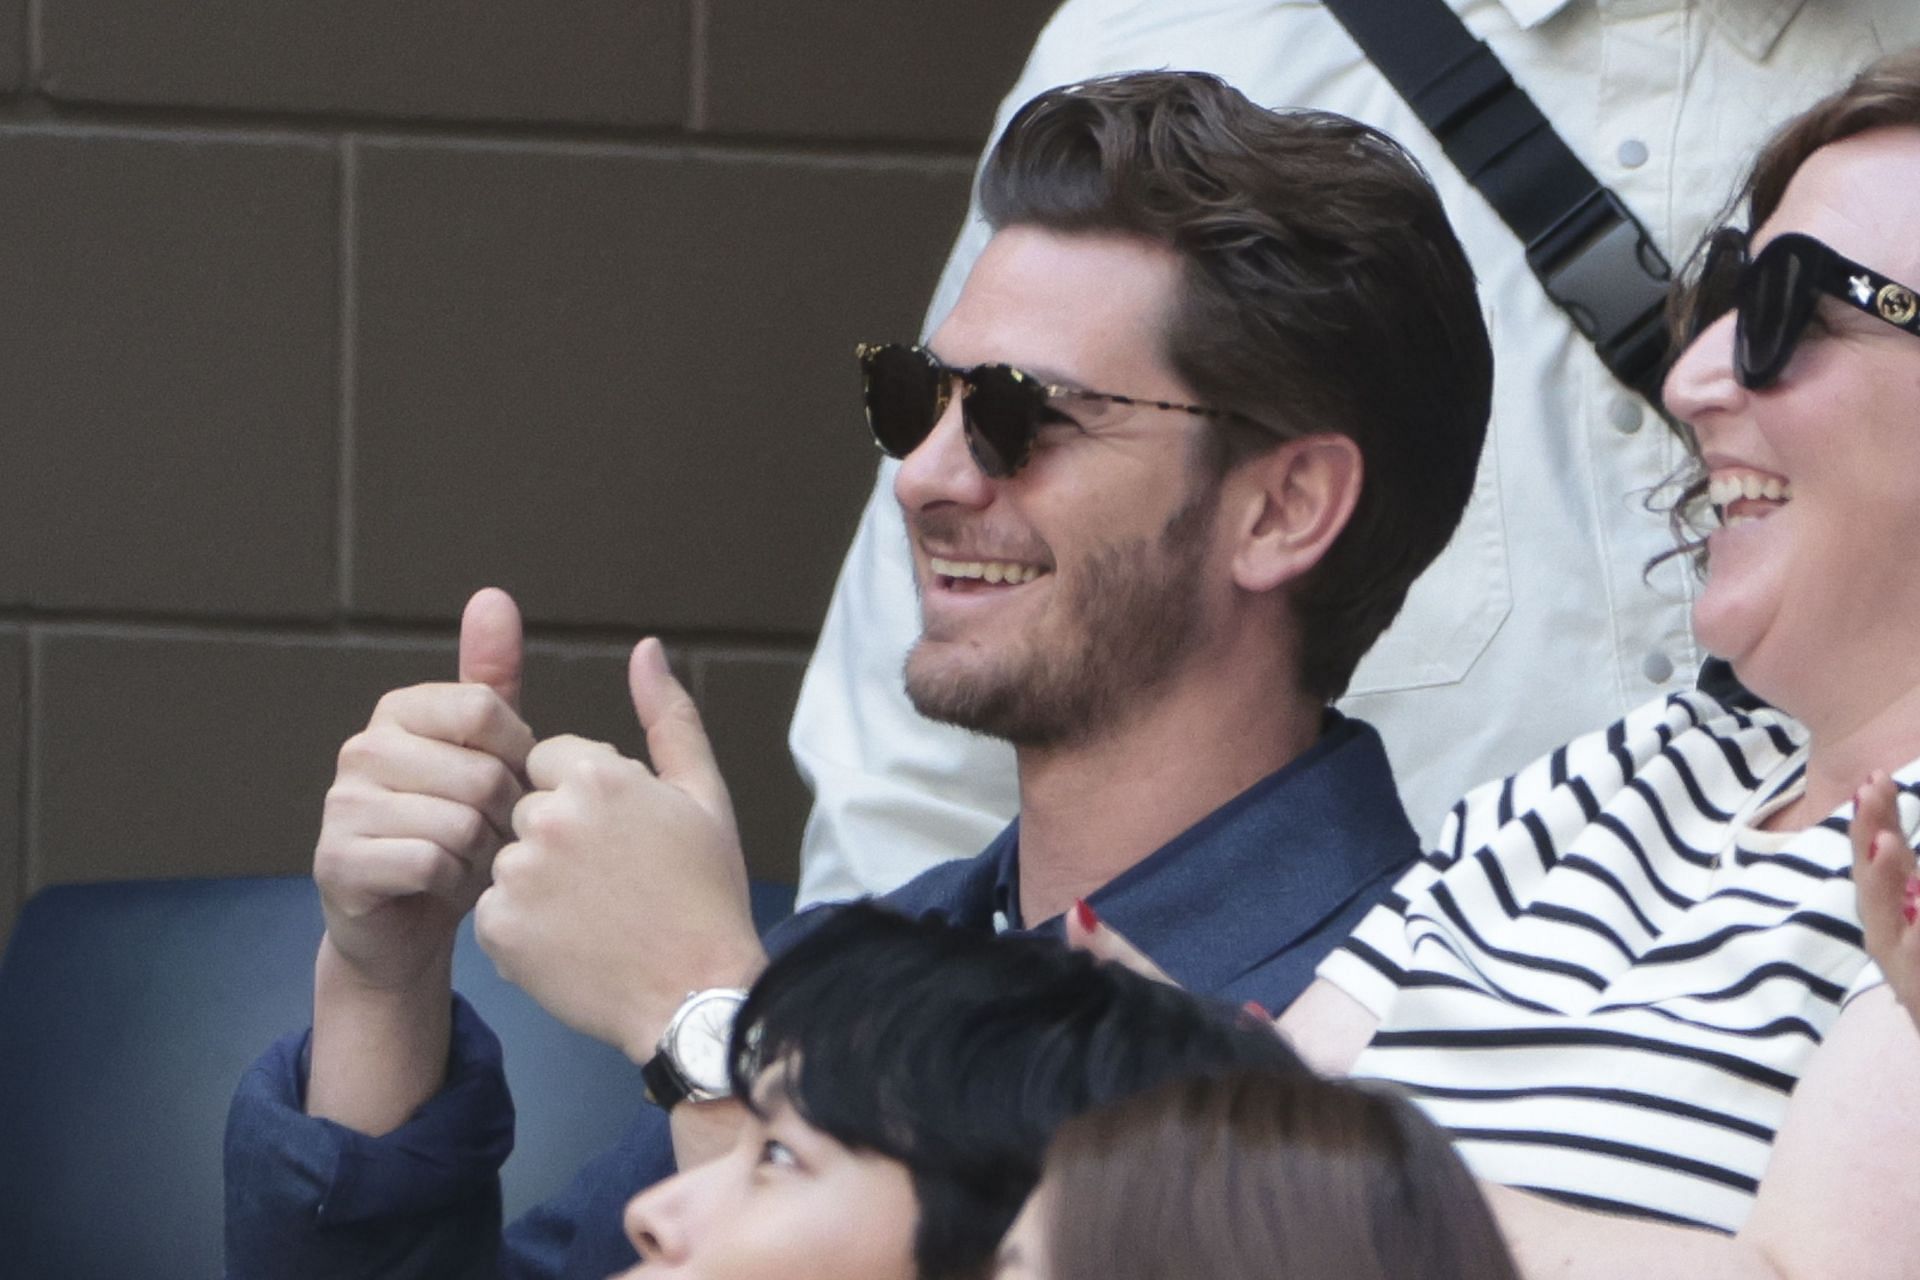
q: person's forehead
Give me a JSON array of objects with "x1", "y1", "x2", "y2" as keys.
[
  {"x1": 1757, "y1": 126, "x2": 1920, "y2": 283},
  {"x1": 931, "y1": 226, "x2": 1186, "y2": 392}
]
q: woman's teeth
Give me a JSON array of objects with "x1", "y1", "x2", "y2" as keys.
[
  {"x1": 1708, "y1": 474, "x2": 1793, "y2": 527},
  {"x1": 1708, "y1": 474, "x2": 1791, "y2": 506}
]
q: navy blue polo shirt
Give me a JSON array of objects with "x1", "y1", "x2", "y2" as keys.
[{"x1": 225, "y1": 713, "x2": 1418, "y2": 1280}]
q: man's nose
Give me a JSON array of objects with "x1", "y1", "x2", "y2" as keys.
[{"x1": 894, "y1": 387, "x2": 996, "y2": 515}]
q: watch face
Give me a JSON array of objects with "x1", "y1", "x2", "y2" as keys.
[{"x1": 672, "y1": 993, "x2": 742, "y2": 1094}]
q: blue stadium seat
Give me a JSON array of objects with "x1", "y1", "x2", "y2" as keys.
[{"x1": 0, "y1": 874, "x2": 795, "y2": 1280}]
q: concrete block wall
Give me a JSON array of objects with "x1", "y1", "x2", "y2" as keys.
[{"x1": 0, "y1": 0, "x2": 1061, "y2": 947}]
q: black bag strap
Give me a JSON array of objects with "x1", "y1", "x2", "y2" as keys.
[
  {"x1": 1322, "y1": 0, "x2": 1675, "y2": 408},
  {"x1": 1325, "y1": 1, "x2": 1760, "y2": 707}
]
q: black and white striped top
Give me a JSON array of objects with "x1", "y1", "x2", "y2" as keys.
[{"x1": 1319, "y1": 690, "x2": 1912, "y2": 1232}]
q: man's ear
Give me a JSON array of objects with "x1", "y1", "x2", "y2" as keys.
[{"x1": 1226, "y1": 434, "x2": 1363, "y2": 594}]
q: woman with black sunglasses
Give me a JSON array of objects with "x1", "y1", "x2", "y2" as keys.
[{"x1": 1215, "y1": 47, "x2": 1920, "y2": 1280}]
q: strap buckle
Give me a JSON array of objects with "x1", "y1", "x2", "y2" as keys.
[{"x1": 1525, "y1": 188, "x2": 1674, "y2": 406}]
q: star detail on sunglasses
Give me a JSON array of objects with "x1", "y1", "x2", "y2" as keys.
[{"x1": 1850, "y1": 273, "x2": 1876, "y2": 306}]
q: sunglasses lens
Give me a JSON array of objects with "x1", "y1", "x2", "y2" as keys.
[
  {"x1": 960, "y1": 365, "x2": 1046, "y2": 478},
  {"x1": 860, "y1": 344, "x2": 945, "y2": 459},
  {"x1": 1738, "y1": 238, "x2": 1819, "y2": 388}
]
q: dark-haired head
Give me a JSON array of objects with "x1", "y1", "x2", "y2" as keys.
[
  {"x1": 729, "y1": 903, "x2": 1303, "y2": 1280},
  {"x1": 977, "y1": 70, "x2": 1491, "y2": 701},
  {"x1": 1001, "y1": 1069, "x2": 1521, "y2": 1280}
]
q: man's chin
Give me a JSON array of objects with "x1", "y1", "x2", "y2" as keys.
[{"x1": 904, "y1": 646, "x2": 1018, "y2": 737}]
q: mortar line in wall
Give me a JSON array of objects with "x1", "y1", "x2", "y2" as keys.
[
  {"x1": 0, "y1": 107, "x2": 982, "y2": 167},
  {"x1": 687, "y1": 0, "x2": 709, "y2": 133},
  {"x1": 22, "y1": 0, "x2": 39, "y2": 84},
  {"x1": 334, "y1": 138, "x2": 360, "y2": 613},
  {"x1": 3, "y1": 610, "x2": 821, "y2": 654}
]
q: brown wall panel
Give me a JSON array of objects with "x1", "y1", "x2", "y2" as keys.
[
  {"x1": 0, "y1": 629, "x2": 23, "y2": 944},
  {"x1": 2, "y1": 3, "x2": 1011, "y2": 909},
  {"x1": 0, "y1": 130, "x2": 338, "y2": 619},
  {"x1": 38, "y1": 0, "x2": 689, "y2": 127},
  {"x1": 702, "y1": 0, "x2": 1059, "y2": 142},
  {"x1": 31, "y1": 631, "x2": 448, "y2": 889},
  {"x1": 350, "y1": 140, "x2": 967, "y2": 633},
  {"x1": 695, "y1": 652, "x2": 809, "y2": 886}
]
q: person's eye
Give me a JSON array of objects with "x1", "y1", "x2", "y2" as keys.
[
  {"x1": 1034, "y1": 397, "x2": 1089, "y2": 434},
  {"x1": 1037, "y1": 401, "x2": 1080, "y2": 427},
  {"x1": 757, "y1": 1139, "x2": 799, "y2": 1171}
]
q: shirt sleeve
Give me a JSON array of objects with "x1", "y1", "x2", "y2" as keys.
[
  {"x1": 223, "y1": 995, "x2": 515, "y2": 1280},
  {"x1": 1312, "y1": 762, "x2": 1522, "y2": 1017},
  {"x1": 786, "y1": 0, "x2": 1148, "y2": 909}
]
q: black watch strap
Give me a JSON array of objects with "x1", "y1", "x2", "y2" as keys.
[{"x1": 641, "y1": 1050, "x2": 695, "y2": 1112}]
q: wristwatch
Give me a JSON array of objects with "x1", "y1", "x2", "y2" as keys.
[{"x1": 642, "y1": 988, "x2": 749, "y2": 1111}]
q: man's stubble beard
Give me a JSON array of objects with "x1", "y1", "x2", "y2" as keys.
[{"x1": 902, "y1": 480, "x2": 1219, "y2": 750}]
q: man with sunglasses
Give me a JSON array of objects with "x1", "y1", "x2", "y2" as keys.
[
  {"x1": 790, "y1": 0, "x2": 1920, "y2": 911},
  {"x1": 226, "y1": 71, "x2": 1490, "y2": 1279}
]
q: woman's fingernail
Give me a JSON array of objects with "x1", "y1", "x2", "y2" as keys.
[
  {"x1": 1072, "y1": 898, "x2": 1099, "y2": 933},
  {"x1": 1242, "y1": 1000, "x2": 1271, "y2": 1020}
]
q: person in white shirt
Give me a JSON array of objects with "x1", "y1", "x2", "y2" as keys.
[{"x1": 790, "y1": 0, "x2": 1920, "y2": 906}]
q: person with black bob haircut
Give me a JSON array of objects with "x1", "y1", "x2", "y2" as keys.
[{"x1": 612, "y1": 902, "x2": 1303, "y2": 1280}]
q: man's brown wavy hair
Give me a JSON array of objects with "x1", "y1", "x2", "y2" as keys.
[{"x1": 978, "y1": 71, "x2": 1492, "y2": 703}]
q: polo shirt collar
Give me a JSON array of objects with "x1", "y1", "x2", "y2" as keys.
[
  {"x1": 984, "y1": 712, "x2": 1418, "y2": 995},
  {"x1": 1494, "y1": 0, "x2": 1806, "y2": 61}
]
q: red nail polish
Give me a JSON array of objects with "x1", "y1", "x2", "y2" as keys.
[
  {"x1": 1072, "y1": 898, "x2": 1099, "y2": 933},
  {"x1": 1905, "y1": 901, "x2": 1918, "y2": 926},
  {"x1": 1242, "y1": 1000, "x2": 1271, "y2": 1020}
]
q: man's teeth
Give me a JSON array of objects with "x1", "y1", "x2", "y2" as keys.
[
  {"x1": 930, "y1": 556, "x2": 1044, "y2": 585},
  {"x1": 1708, "y1": 474, "x2": 1792, "y2": 507}
]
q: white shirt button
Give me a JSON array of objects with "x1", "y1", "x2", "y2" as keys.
[
  {"x1": 1609, "y1": 396, "x2": 1644, "y2": 434},
  {"x1": 1643, "y1": 650, "x2": 1675, "y2": 684},
  {"x1": 1617, "y1": 138, "x2": 1649, "y2": 168}
]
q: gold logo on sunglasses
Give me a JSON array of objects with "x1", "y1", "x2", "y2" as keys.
[{"x1": 1877, "y1": 283, "x2": 1919, "y2": 327}]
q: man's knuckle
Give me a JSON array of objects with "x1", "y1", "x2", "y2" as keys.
[
  {"x1": 336, "y1": 729, "x2": 384, "y2": 774},
  {"x1": 453, "y1": 684, "x2": 503, "y2": 735},
  {"x1": 453, "y1": 805, "x2": 493, "y2": 853}
]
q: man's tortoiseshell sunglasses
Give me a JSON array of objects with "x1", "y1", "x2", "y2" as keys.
[{"x1": 856, "y1": 341, "x2": 1257, "y2": 478}]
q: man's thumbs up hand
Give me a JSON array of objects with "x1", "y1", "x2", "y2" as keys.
[
  {"x1": 314, "y1": 587, "x2": 535, "y2": 994},
  {"x1": 477, "y1": 637, "x2": 764, "y2": 1063},
  {"x1": 458, "y1": 586, "x2": 525, "y2": 712}
]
